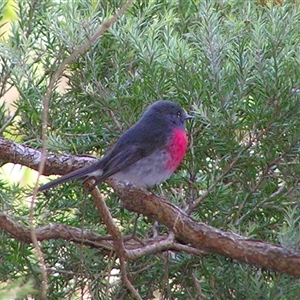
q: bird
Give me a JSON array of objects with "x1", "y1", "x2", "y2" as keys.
[{"x1": 38, "y1": 101, "x2": 192, "y2": 193}]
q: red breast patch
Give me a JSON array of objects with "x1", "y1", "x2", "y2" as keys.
[{"x1": 165, "y1": 128, "x2": 188, "y2": 172}]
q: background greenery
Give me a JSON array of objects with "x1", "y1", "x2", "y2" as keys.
[{"x1": 1, "y1": 0, "x2": 300, "y2": 299}]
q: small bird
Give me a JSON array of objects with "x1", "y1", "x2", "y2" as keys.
[{"x1": 38, "y1": 101, "x2": 192, "y2": 192}]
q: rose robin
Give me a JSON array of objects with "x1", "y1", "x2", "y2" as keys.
[{"x1": 38, "y1": 101, "x2": 192, "y2": 192}]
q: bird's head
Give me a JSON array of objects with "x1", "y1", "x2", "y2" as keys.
[{"x1": 143, "y1": 101, "x2": 193, "y2": 128}]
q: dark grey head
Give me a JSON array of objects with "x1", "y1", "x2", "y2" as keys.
[{"x1": 143, "y1": 101, "x2": 193, "y2": 128}]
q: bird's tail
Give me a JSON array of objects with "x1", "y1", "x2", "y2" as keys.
[{"x1": 37, "y1": 163, "x2": 102, "y2": 193}]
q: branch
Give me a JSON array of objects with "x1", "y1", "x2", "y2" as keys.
[
  {"x1": 1, "y1": 136, "x2": 300, "y2": 277},
  {"x1": 112, "y1": 182, "x2": 300, "y2": 277},
  {"x1": 0, "y1": 137, "x2": 95, "y2": 175},
  {"x1": 0, "y1": 210, "x2": 205, "y2": 258},
  {"x1": 87, "y1": 182, "x2": 141, "y2": 300}
]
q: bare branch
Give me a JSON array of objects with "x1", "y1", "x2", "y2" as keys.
[
  {"x1": 87, "y1": 182, "x2": 142, "y2": 300},
  {"x1": 0, "y1": 137, "x2": 95, "y2": 175},
  {"x1": 0, "y1": 210, "x2": 206, "y2": 259}
]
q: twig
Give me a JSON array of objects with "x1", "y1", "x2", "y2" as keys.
[
  {"x1": 192, "y1": 272, "x2": 206, "y2": 299},
  {"x1": 88, "y1": 182, "x2": 142, "y2": 300},
  {"x1": 29, "y1": 200, "x2": 48, "y2": 300},
  {"x1": 187, "y1": 127, "x2": 268, "y2": 214},
  {"x1": 131, "y1": 214, "x2": 140, "y2": 238},
  {"x1": 186, "y1": 150, "x2": 245, "y2": 214},
  {"x1": 0, "y1": 108, "x2": 19, "y2": 135}
]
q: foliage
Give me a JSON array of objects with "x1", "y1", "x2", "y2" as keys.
[{"x1": 1, "y1": 0, "x2": 300, "y2": 299}]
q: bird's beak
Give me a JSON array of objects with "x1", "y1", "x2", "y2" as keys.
[{"x1": 185, "y1": 113, "x2": 194, "y2": 120}]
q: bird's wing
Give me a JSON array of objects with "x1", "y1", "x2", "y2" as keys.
[
  {"x1": 93, "y1": 144, "x2": 153, "y2": 181},
  {"x1": 95, "y1": 121, "x2": 170, "y2": 181}
]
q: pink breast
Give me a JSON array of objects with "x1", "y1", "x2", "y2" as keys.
[{"x1": 165, "y1": 128, "x2": 188, "y2": 172}]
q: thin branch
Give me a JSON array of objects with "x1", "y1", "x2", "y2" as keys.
[
  {"x1": 125, "y1": 232, "x2": 174, "y2": 260},
  {"x1": 187, "y1": 127, "x2": 269, "y2": 214},
  {"x1": 87, "y1": 182, "x2": 142, "y2": 300},
  {"x1": 0, "y1": 210, "x2": 206, "y2": 259},
  {"x1": 186, "y1": 148, "x2": 247, "y2": 214},
  {"x1": 0, "y1": 108, "x2": 19, "y2": 135}
]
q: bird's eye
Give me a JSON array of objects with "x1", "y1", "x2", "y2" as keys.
[{"x1": 177, "y1": 111, "x2": 181, "y2": 118}]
